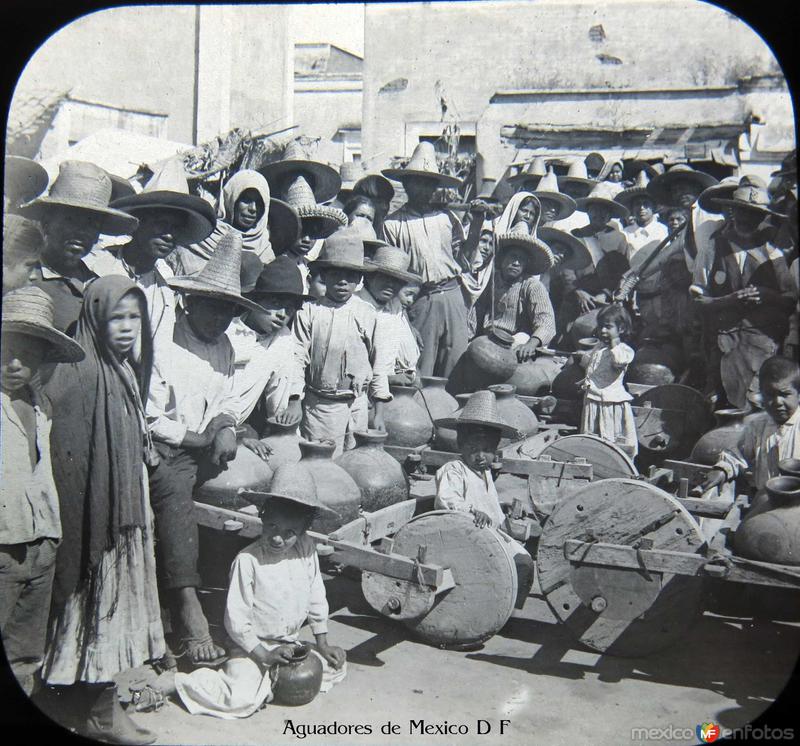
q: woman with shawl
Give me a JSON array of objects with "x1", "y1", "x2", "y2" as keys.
[{"x1": 43, "y1": 276, "x2": 164, "y2": 745}]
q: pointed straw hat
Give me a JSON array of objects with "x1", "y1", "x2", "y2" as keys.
[
  {"x1": 261, "y1": 139, "x2": 341, "y2": 203},
  {"x1": 614, "y1": 169, "x2": 656, "y2": 209},
  {"x1": 532, "y1": 168, "x2": 577, "y2": 220},
  {"x1": 284, "y1": 175, "x2": 347, "y2": 239},
  {"x1": 697, "y1": 175, "x2": 752, "y2": 214},
  {"x1": 538, "y1": 226, "x2": 593, "y2": 272},
  {"x1": 349, "y1": 216, "x2": 387, "y2": 256},
  {"x1": 435, "y1": 390, "x2": 520, "y2": 439},
  {"x1": 2, "y1": 286, "x2": 85, "y2": 363},
  {"x1": 576, "y1": 183, "x2": 630, "y2": 221},
  {"x1": 495, "y1": 221, "x2": 555, "y2": 275},
  {"x1": 557, "y1": 159, "x2": 596, "y2": 198},
  {"x1": 476, "y1": 176, "x2": 500, "y2": 202},
  {"x1": 508, "y1": 156, "x2": 548, "y2": 188},
  {"x1": 20, "y1": 160, "x2": 139, "y2": 235},
  {"x1": 4, "y1": 155, "x2": 49, "y2": 208},
  {"x1": 646, "y1": 164, "x2": 718, "y2": 206},
  {"x1": 337, "y1": 161, "x2": 365, "y2": 200},
  {"x1": 110, "y1": 158, "x2": 217, "y2": 245},
  {"x1": 168, "y1": 227, "x2": 265, "y2": 313},
  {"x1": 365, "y1": 243, "x2": 420, "y2": 283},
  {"x1": 313, "y1": 227, "x2": 367, "y2": 273},
  {"x1": 382, "y1": 141, "x2": 462, "y2": 187},
  {"x1": 240, "y1": 461, "x2": 340, "y2": 518}
]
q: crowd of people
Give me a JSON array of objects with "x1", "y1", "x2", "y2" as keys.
[{"x1": 1, "y1": 137, "x2": 798, "y2": 742}]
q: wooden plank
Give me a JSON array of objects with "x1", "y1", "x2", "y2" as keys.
[
  {"x1": 328, "y1": 499, "x2": 418, "y2": 544},
  {"x1": 675, "y1": 497, "x2": 737, "y2": 519},
  {"x1": 500, "y1": 457, "x2": 594, "y2": 480},
  {"x1": 662, "y1": 459, "x2": 715, "y2": 484},
  {"x1": 384, "y1": 444, "x2": 428, "y2": 463},
  {"x1": 195, "y1": 501, "x2": 262, "y2": 539}
]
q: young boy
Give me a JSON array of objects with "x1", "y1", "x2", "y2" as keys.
[
  {"x1": 146, "y1": 229, "x2": 268, "y2": 666},
  {"x1": 1, "y1": 287, "x2": 85, "y2": 695},
  {"x1": 133, "y1": 463, "x2": 346, "y2": 719},
  {"x1": 434, "y1": 390, "x2": 534, "y2": 610},
  {"x1": 282, "y1": 228, "x2": 394, "y2": 454},
  {"x1": 3, "y1": 214, "x2": 43, "y2": 296},
  {"x1": 701, "y1": 356, "x2": 800, "y2": 497}
]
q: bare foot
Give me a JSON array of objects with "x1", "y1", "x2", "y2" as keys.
[{"x1": 175, "y1": 588, "x2": 226, "y2": 664}]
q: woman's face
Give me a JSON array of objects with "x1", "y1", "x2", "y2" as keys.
[
  {"x1": 348, "y1": 202, "x2": 375, "y2": 224},
  {"x1": 608, "y1": 163, "x2": 624, "y2": 183},
  {"x1": 477, "y1": 231, "x2": 494, "y2": 263},
  {"x1": 516, "y1": 198, "x2": 537, "y2": 227},
  {"x1": 499, "y1": 247, "x2": 528, "y2": 282},
  {"x1": 233, "y1": 189, "x2": 265, "y2": 231},
  {"x1": 106, "y1": 292, "x2": 142, "y2": 357}
]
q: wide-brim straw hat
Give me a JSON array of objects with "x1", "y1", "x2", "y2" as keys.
[
  {"x1": 284, "y1": 175, "x2": 347, "y2": 238},
  {"x1": 538, "y1": 226, "x2": 593, "y2": 271},
  {"x1": 168, "y1": 227, "x2": 265, "y2": 313},
  {"x1": 246, "y1": 254, "x2": 313, "y2": 300},
  {"x1": 646, "y1": 164, "x2": 718, "y2": 206},
  {"x1": 508, "y1": 156, "x2": 547, "y2": 187},
  {"x1": 558, "y1": 159, "x2": 596, "y2": 197},
  {"x1": 714, "y1": 181, "x2": 786, "y2": 217},
  {"x1": 697, "y1": 176, "x2": 742, "y2": 214},
  {"x1": 4, "y1": 155, "x2": 49, "y2": 206},
  {"x1": 382, "y1": 141, "x2": 462, "y2": 188},
  {"x1": 20, "y1": 160, "x2": 139, "y2": 235},
  {"x1": 435, "y1": 390, "x2": 521, "y2": 439},
  {"x1": 614, "y1": 169, "x2": 656, "y2": 209},
  {"x1": 532, "y1": 168, "x2": 577, "y2": 219},
  {"x1": 495, "y1": 224, "x2": 555, "y2": 275},
  {"x1": 2, "y1": 286, "x2": 85, "y2": 363},
  {"x1": 771, "y1": 149, "x2": 796, "y2": 179},
  {"x1": 261, "y1": 140, "x2": 341, "y2": 204},
  {"x1": 576, "y1": 184, "x2": 630, "y2": 220},
  {"x1": 268, "y1": 197, "x2": 302, "y2": 254},
  {"x1": 314, "y1": 226, "x2": 367, "y2": 272},
  {"x1": 240, "y1": 461, "x2": 339, "y2": 518},
  {"x1": 364, "y1": 243, "x2": 420, "y2": 283}
]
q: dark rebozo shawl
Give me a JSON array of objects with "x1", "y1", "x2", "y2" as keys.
[{"x1": 45, "y1": 275, "x2": 154, "y2": 608}]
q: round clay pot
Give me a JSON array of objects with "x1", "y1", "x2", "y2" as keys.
[
  {"x1": 434, "y1": 393, "x2": 470, "y2": 452},
  {"x1": 336, "y1": 430, "x2": 409, "y2": 511},
  {"x1": 779, "y1": 459, "x2": 800, "y2": 478},
  {"x1": 569, "y1": 309, "x2": 601, "y2": 347},
  {"x1": 506, "y1": 356, "x2": 563, "y2": 396},
  {"x1": 271, "y1": 642, "x2": 324, "y2": 706},
  {"x1": 383, "y1": 385, "x2": 434, "y2": 447},
  {"x1": 734, "y1": 476, "x2": 800, "y2": 565},
  {"x1": 195, "y1": 445, "x2": 273, "y2": 510},
  {"x1": 627, "y1": 339, "x2": 685, "y2": 386},
  {"x1": 260, "y1": 420, "x2": 302, "y2": 470},
  {"x1": 488, "y1": 384, "x2": 538, "y2": 443},
  {"x1": 414, "y1": 376, "x2": 457, "y2": 422},
  {"x1": 689, "y1": 409, "x2": 749, "y2": 466},
  {"x1": 446, "y1": 328, "x2": 517, "y2": 395},
  {"x1": 551, "y1": 356, "x2": 586, "y2": 400},
  {"x1": 299, "y1": 440, "x2": 362, "y2": 533}
]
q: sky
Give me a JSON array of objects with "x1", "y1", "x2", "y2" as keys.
[{"x1": 290, "y1": 3, "x2": 366, "y2": 57}]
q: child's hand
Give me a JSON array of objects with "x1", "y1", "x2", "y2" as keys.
[
  {"x1": 241, "y1": 438, "x2": 271, "y2": 461},
  {"x1": 695, "y1": 468, "x2": 727, "y2": 494},
  {"x1": 316, "y1": 642, "x2": 346, "y2": 670},
  {"x1": 472, "y1": 510, "x2": 493, "y2": 529},
  {"x1": 253, "y1": 644, "x2": 296, "y2": 668}
]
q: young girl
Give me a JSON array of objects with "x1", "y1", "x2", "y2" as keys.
[
  {"x1": 578, "y1": 303, "x2": 638, "y2": 457},
  {"x1": 133, "y1": 463, "x2": 346, "y2": 719},
  {"x1": 43, "y1": 276, "x2": 164, "y2": 744}
]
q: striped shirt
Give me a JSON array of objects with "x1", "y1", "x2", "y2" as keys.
[{"x1": 475, "y1": 275, "x2": 556, "y2": 346}]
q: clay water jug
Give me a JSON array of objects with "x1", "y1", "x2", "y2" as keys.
[
  {"x1": 552, "y1": 337, "x2": 594, "y2": 400},
  {"x1": 299, "y1": 440, "x2": 362, "y2": 533},
  {"x1": 195, "y1": 445, "x2": 273, "y2": 510},
  {"x1": 336, "y1": 430, "x2": 409, "y2": 511},
  {"x1": 627, "y1": 338, "x2": 685, "y2": 386},
  {"x1": 488, "y1": 384, "x2": 538, "y2": 443},
  {"x1": 260, "y1": 420, "x2": 302, "y2": 470},
  {"x1": 689, "y1": 409, "x2": 749, "y2": 465},
  {"x1": 383, "y1": 385, "x2": 434, "y2": 447},
  {"x1": 780, "y1": 459, "x2": 800, "y2": 478},
  {"x1": 506, "y1": 355, "x2": 563, "y2": 396},
  {"x1": 271, "y1": 642, "x2": 324, "y2": 706},
  {"x1": 734, "y1": 476, "x2": 800, "y2": 565},
  {"x1": 415, "y1": 376, "x2": 458, "y2": 423},
  {"x1": 569, "y1": 308, "x2": 601, "y2": 347},
  {"x1": 433, "y1": 393, "x2": 470, "y2": 452},
  {"x1": 445, "y1": 328, "x2": 517, "y2": 395}
]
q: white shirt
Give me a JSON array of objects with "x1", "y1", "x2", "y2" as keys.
[
  {"x1": 580, "y1": 343, "x2": 635, "y2": 403},
  {"x1": 624, "y1": 218, "x2": 668, "y2": 259},
  {"x1": 435, "y1": 459, "x2": 505, "y2": 527}
]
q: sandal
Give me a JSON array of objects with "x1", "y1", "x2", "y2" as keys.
[
  {"x1": 175, "y1": 635, "x2": 228, "y2": 668},
  {"x1": 129, "y1": 685, "x2": 165, "y2": 714}
]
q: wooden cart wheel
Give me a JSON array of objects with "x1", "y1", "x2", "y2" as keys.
[
  {"x1": 362, "y1": 511, "x2": 518, "y2": 646},
  {"x1": 527, "y1": 434, "x2": 638, "y2": 518},
  {"x1": 536, "y1": 478, "x2": 705, "y2": 657},
  {"x1": 633, "y1": 384, "x2": 713, "y2": 458}
]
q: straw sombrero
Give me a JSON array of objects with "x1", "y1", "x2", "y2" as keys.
[
  {"x1": 495, "y1": 222, "x2": 555, "y2": 275},
  {"x1": 168, "y1": 228, "x2": 265, "y2": 313},
  {"x1": 313, "y1": 227, "x2": 367, "y2": 273},
  {"x1": 337, "y1": 161, "x2": 364, "y2": 202},
  {"x1": 614, "y1": 170, "x2": 656, "y2": 210},
  {"x1": 382, "y1": 141, "x2": 462, "y2": 188},
  {"x1": 557, "y1": 159, "x2": 596, "y2": 198},
  {"x1": 435, "y1": 390, "x2": 520, "y2": 439},
  {"x1": 532, "y1": 168, "x2": 577, "y2": 220},
  {"x1": 284, "y1": 175, "x2": 347, "y2": 239},
  {"x1": 261, "y1": 140, "x2": 341, "y2": 204},
  {"x1": 349, "y1": 216, "x2": 387, "y2": 256},
  {"x1": 714, "y1": 180, "x2": 786, "y2": 218},
  {"x1": 4, "y1": 155, "x2": 49, "y2": 208},
  {"x1": 646, "y1": 164, "x2": 718, "y2": 206},
  {"x1": 537, "y1": 226, "x2": 593, "y2": 272},
  {"x1": 364, "y1": 243, "x2": 420, "y2": 283},
  {"x1": 240, "y1": 461, "x2": 340, "y2": 518},
  {"x1": 111, "y1": 159, "x2": 217, "y2": 245},
  {"x1": 696, "y1": 175, "x2": 743, "y2": 214},
  {"x1": 508, "y1": 157, "x2": 547, "y2": 189},
  {"x1": 20, "y1": 160, "x2": 139, "y2": 235},
  {"x1": 576, "y1": 183, "x2": 630, "y2": 221},
  {"x1": 2, "y1": 286, "x2": 85, "y2": 363}
]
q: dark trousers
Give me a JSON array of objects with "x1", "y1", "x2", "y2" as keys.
[
  {"x1": 148, "y1": 445, "x2": 201, "y2": 591},
  {"x1": 0, "y1": 538, "x2": 57, "y2": 693},
  {"x1": 409, "y1": 284, "x2": 469, "y2": 378}
]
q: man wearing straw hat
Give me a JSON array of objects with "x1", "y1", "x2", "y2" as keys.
[
  {"x1": 382, "y1": 141, "x2": 469, "y2": 378},
  {"x1": 1, "y1": 287, "x2": 85, "y2": 695},
  {"x1": 146, "y1": 228, "x2": 268, "y2": 667},
  {"x1": 21, "y1": 160, "x2": 140, "y2": 335}
]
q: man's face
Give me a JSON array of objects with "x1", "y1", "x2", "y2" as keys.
[
  {"x1": 135, "y1": 210, "x2": 185, "y2": 259},
  {"x1": 666, "y1": 210, "x2": 687, "y2": 232},
  {"x1": 761, "y1": 376, "x2": 800, "y2": 425},
  {"x1": 732, "y1": 205, "x2": 765, "y2": 236},
  {"x1": 403, "y1": 177, "x2": 437, "y2": 207},
  {"x1": 1, "y1": 332, "x2": 46, "y2": 393},
  {"x1": 670, "y1": 179, "x2": 700, "y2": 209},
  {"x1": 41, "y1": 209, "x2": 103, "y2": 269},
  {"x1": 185, "y1": 296, "x2": 238, "y2": 342},
  {"x1": 499, "y1": 247, "x2": 528, "y2": 282},
  {"x1": 365, "y1": 272, "x2": 404, "y2": 305},
  {"x1": 587, "y1": 204, "x2": 612, "y2": 227},
  {"x1": 538, "y1": 198, "x2": 559, "y2": 224},
  {"x1": 631, "y1": 197, "x2": 655, "y2": 226}
]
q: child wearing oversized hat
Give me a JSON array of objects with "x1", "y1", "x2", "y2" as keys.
[
  {"x1": 434, "y1": 390, "x2": 534, "y2": 610},
  {"x1": 1, "y1": 287, "x2": 84, "y2": 696},
  {"x1": 280, "y1": 227, "x2": 394, "y2": 454}
]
